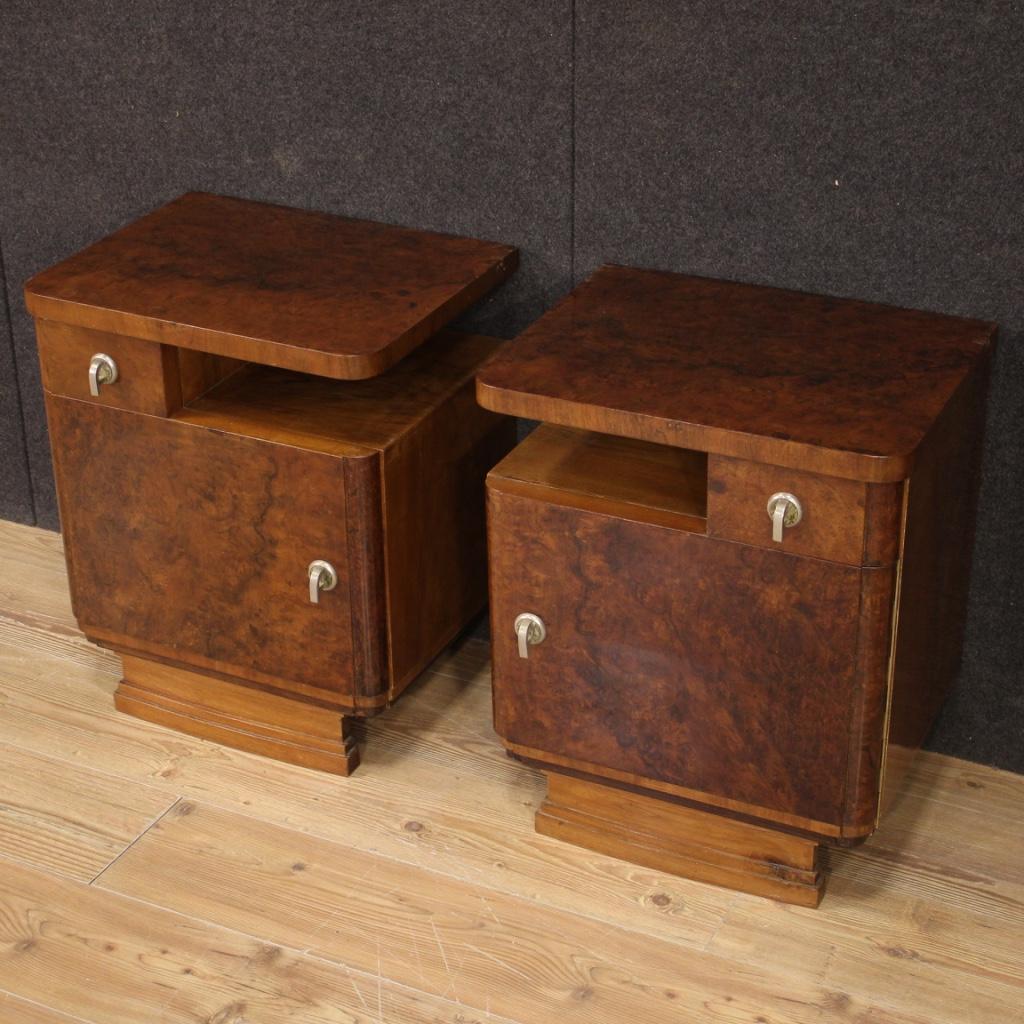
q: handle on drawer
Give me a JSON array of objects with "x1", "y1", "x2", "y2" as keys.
[
  {"x1": 514, "y1": 613, "x2": 546, "y2": 659},
  {"x1": 88, "y1": 353, "x2": 119, "y2": 396},
  {"x1": 308, "y1": 560, "x2": 338, "y2": 604},
  {"x1": 766, "y1": 492, "x2": 803, "y2": 543}
]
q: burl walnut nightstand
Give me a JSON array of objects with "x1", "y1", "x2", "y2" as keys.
[
  {"x1": 26, "y1": 192, "x2": 517, "y2": 775},
  {"x1": 477, "y1": 266, "x2": 994, "y2": 906}
]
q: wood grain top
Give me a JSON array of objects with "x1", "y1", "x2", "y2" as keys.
[
  {"x1": 25, "y1": 192, "x2": 517, "y2": 379},
  {"x1": 477, "y1": 266, "x2": 996, "y2": 481}
]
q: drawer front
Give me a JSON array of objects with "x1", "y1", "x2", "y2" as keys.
[
  {"x1": 708, "y1": 455, "x2": 902, "y2": 566},
  {"x1": 37, "y1": 319, "x2": 182, "y2": 415},
  {"x1": 488, "y1": 487, "x2": 895, "y2": 838},
  {"x1": 48, "y1": 395, "x2": 384, "y2": 704}
]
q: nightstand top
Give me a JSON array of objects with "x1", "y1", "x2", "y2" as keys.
[
  {"x1": 477, "y1": 266, "x2": 995, "y2": 481},
  {"x1": 25, "y1": 192, "x2": 516, "y2": 380}
]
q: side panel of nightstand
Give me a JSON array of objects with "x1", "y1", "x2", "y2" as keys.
[
  {"x1": 382, "y1": 380, "x2": 516, "y2": 700},
  {"x1": 882, "y1": 353, "x2": 993, "y2": 805},
  {"x1": 488, "y1": 486, "x2": 896, "y2": 840}
]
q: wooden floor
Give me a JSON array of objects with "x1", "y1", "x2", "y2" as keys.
[{"x1": 0, "y1": 520, "x2": 1021, "y2": 1024}]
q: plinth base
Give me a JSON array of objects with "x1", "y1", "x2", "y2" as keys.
[
  {"x1": 115, "y1": 655, "x2": 359, "y2": 775},
  {"x1": 536, "y1": 772, "x2": 825, "y2": 907}
]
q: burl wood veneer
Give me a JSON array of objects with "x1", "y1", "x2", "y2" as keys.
[
  {"x1": 479, "y1": 266, "x2": 994, "y2": 906},
  {"x1": 27, "y1": 192, "x2": 518, "y2": 773}
]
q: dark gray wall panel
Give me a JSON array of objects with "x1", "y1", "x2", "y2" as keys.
[
  {"x1": 0, "y1": 0, "x2": 572, "y2": 529},
  {"x1": 0, "y1": 243, "x2": 34, "y2": 524},
  {"x1": 575, "y1": 2, "x2": 1024, "y2": 772}
]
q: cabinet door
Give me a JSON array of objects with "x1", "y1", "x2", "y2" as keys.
[
  {"x1": 49, "y1": 396, "x2": 381, "y2": 704},
  {"x1": 488, "y1": 489, "x2": 895, "y2": 839}
]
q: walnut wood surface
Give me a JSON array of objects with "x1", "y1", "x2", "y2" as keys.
[
  {"x1": 38, "y1": 319, "x2": 244, "y2": 416},
  {"x1": 44, "y1": 327, "x2": 511, "y2": 735},
  {"x1": 171, "y1": 329, "x2": 514, "y2": 704},
  {"x1": 116, "y1": 656, "x2": 359, "y2": 775},
  {"x1": 25, "y1": 192, "x2": 517, "y2": 380},
  {"x1": 708, "y1": 455, "x2": 903, "y2": 566},
  {"x1": 537, "y1": 773, "x2": 824, "y2": 907},
  {"x1": 382, "y1": 381, "x2": 516, "y2": 697},
  {"x1": 882, "y1": 352, "x2": 993, "y2": 807},
  {"x1": 48, "y1": 395, "x2": 370, "y2": 705},
  {"x1": 343, "y1": 456, "x2": 389, "y2": 704},
  {"x1": 477, "y1": 266, "x2": 995, "y2": 482},
  {"x1": 492, "y1": 423, "x2": 707, "y2": 528},
  {"x1": 36, "y1": 319, "x2": 182, "y2": 415},
  {"x1": 174, "y1": 348, "x2": 245, "y2": 403},
  {"x1": 488, "y1": 486, "x2": 896, "y2": 839},
  {"x1": 178, "y1": 328, "x2": 504, "y2": 452}
]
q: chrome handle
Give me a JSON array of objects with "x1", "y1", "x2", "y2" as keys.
[
  {"x1": 308, "y1": 560, "x2": 338, "y2": 604},
  {"x1": 514, "y1": 613, "x2": 546, "y2": 659},
  {"x1": 766, "y1": 492, "x2": 803, "y2": 543},
  {"x1": 88, "y1": 353, "x2": 119, "y2": 397}
]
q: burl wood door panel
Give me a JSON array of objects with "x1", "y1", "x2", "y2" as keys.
[
  {"x1": 488, "y1": 489, "x2": 895, "y2": 837},
  {"x1": 49, "y1": 396, "x2": 374, "y2": 703}
]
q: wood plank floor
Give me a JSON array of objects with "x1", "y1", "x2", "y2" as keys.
[{"x1": 0, "y1": 518, "x2": 1021, "y2": 1024}]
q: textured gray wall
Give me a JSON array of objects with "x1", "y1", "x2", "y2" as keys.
[
  {"x1": 0, "y1": 240, "x2": 34, "y2": 523},
  {"x1": 0, "y1": 2, "x2": 1021, "y2": 771}
]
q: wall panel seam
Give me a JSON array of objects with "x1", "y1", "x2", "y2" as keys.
[
  {"x1": 0, "y1": 232, "x2": 36, "y2": 524},
  {"x1": 570, "y1": 0, "x2": 577, "y2": 287}
]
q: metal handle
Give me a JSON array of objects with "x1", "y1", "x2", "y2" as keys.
[
  {"x1": 308, "y1": 560, "x2": 338, "y2": 604},
  {"x1": 514, "y1": 613, "x2": 546, "y2": 659},
  {"x1": 88, "y1": 353, "x2": 119, "y2": 396},
  {"x1": 766, "y1": 492, "x2": 803, "y2": 543}
]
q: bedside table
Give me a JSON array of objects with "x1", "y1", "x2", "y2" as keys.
[
  {"x1": 477, "y1": 266, "x2": 994, "y2": 905},
  {"x1": 26, "y1": 192, "x2": 517, "y2": 775}
]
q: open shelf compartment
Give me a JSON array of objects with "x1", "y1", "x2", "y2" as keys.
[{"x1": 488, "y1": 424, "x2": 707, "y2": 532}]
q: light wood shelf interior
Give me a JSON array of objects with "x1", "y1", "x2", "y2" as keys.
[{"x1": 490, "y1": 423, "x2": 708, "y2": 531}]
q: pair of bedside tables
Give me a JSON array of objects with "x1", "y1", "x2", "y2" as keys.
[{"x1": 27, "y1": 194, "x2": 993, "y2": 906}]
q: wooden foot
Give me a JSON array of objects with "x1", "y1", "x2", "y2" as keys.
[
  {"x1": 536, "y1": 772, "x2": 825, "y2": 907},
  {"x1": 115, "y1": 655, "x2": 359, "y2": 775}
]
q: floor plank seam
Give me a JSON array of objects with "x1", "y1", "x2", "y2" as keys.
[
  {"x1": 9, "y1": 694, "x2": 985, "y2": 958},
  {"x1": 0, "y1": 986, "x2": 95, "y2": 1024},
  {"x1": 0, "y1": 737, "x2": 170, "y2": 801},
  {"x1": 0, "y1": 850, "x2": 104, "y2": 890},
  {"x1": 86, "y1": 857, "x2": 525, "y2": 1024},
  {"x1": 0, "y1": 629, "x2": 117, "y2": 660},
  {"x1": 88, "y1": 797, "x2": 184, "y2": 886},
  {"x1": 278, "y1": 942, "x2": 527, "y2": 1024},
  {"x1": 174, "y1": 792, "x2": 730, "y2": 950},
  {"x1": 0, "y1": 607, "x2": 89, "y2": 632},
  {"x1": 7, "y1": 660, "x2": 1010, "y2": 932},
  {"x1": 16, "y1": 843, "x2": 1019, "y2": 1024},
  {"x1": 0, "y1": 679, "x2": 533, "y2": 819},
  {"x1": 85, "y1": 830, "x2": 860, "y2": 1016},
  {"x1": 0, "y1": 631, "x2": 120, "y2": 676}
]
